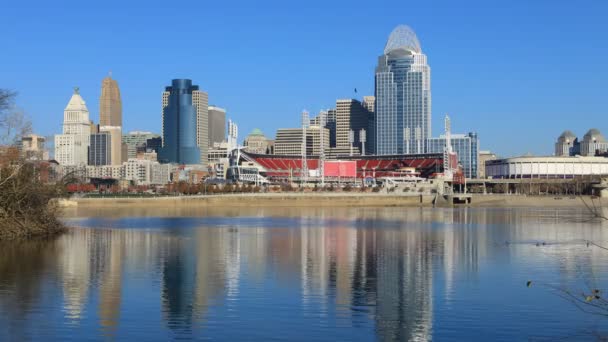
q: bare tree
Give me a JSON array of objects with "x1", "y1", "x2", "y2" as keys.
[{"x1": 0, "y1": 89, "x2": 32, "y2": 146}]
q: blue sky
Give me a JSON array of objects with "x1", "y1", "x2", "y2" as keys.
[{"x1": 1, "y1": 0, "x2": 607, "y2": 157}]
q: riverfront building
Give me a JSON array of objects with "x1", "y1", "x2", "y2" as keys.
[
  {"x1": 160, "y1": 79, "x2": 205, "y2": 165},
  {"x1": 375, "y1": 25, "x2": 431, "y2": 155},
  {"x1": 428, "y1": 133, "x2": 479, "y2": 178},
  {"x1": 55, "y1": 88, "x2": 91, "y2": 165},
  {"x1": 486, "y1": 156, "x2": 608, "y2": 179}
]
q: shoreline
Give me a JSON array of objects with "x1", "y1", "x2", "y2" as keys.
[{"x1": 60, "y1": 193, "x2": 605, "y2": 209}]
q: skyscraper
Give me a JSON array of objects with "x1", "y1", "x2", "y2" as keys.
[
  {"x1": 99, "y1": 126, "x2": 122, "y2": 165},
  {"x1": 99, "y1": 75, "x2": 123, "y2": 164},
  {"x1": 159, "y1": 79, "x2": 203, "y2": 165},
  {"x1": 375, "y1": 25, "x2": 431, "y2": 155},
  {"x1": 99, "y1": 75, "x2": 122, "y2": 127},
  {"x1": 208, "y1": 106, "x2": 226, "y2": 148},
  {"x1": 335, "y1": 99, "x2": 370, "y2": 155},
  {"x1": 55, "y1": 87, "x2": 91, "y2": 165},
  {"x1": 89, "y1": 132, "x2": 111, "y2": 166}
]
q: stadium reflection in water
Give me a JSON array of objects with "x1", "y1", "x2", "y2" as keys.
[{"x1": 1, "y1": 207, "x2": 607, "y2": 340}]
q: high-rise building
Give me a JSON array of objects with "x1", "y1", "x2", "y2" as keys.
[
  {"x1": 580, "y1": 129, "x2": 608, "y2": 156},
  {"x1": 335, "y1": 99, "x2": 370, "y2": 155},
  {"x1": 375, "y1": 25, "x2": 431, "y2": 155},
  {"x1": 99, "y1": 75, "x2": 122, "y2": 127},
  {"x1": 89, "y1": 132, "x2": 111, "y2": 166},
  {"x1": 362, "y1": 96, "x2": 375, "y2": 154},
  {"x1": 55, "y1": 87, "x2": 91, "y2": 165},
  {"x1": 208, "y1": 106, "x2": 226, "y2": 148},
  {"x1": 555, "y1": 130, "x2": 577, "y2": 156},
  {"x1": 123, "y1": 131, "x2": 161, "y2": 159},
  {"x1": 428, "y1": 133, "x2": 479, "y2": 178},
  {"x1": 274, "y1": 126, "x2": 329, "y2": 156},
  {"x1": 99, "y1": 126, "x2": 122, "y2": 165},
  {"x1": 20, "y1": 134, "x2": 48, "y2": 160},
  {"x1": 310, "y1": 109, "x2": 337, "y2": 148},
  {"x1": 160, "y1": 79, "x2": 204, "y2": 165}
]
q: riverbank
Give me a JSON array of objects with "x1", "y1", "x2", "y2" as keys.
[{"x1": 60, "y1": 193, "x2": 605, "y2": 209}]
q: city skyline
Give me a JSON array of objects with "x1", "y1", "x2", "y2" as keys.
[{"x1": 2, "y1": 0, "x2": 607, "y2": 158}]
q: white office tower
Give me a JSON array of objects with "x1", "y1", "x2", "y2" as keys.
[{"x1": 55, "y1": 87, "x2": 91, "y2": 165}]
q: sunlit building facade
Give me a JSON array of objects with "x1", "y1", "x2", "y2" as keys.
[
  {"x1": 428, "y1": 133, "x2": 479, "y2": 178},
  {"x1": 375, "y1": 25, "x2": 431, "y2": 155}
]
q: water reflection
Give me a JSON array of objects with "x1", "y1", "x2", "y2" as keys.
[{"x1": 1, "y1": 207, "x2": 607, "y2": 340}]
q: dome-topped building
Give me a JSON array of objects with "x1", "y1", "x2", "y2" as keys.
[
  {"x1": 244, "y1": 128, "x2": 271, "y2": 154},
  {"x1": 555, "y1": 130, "x2": 578, "y2": 156},
  {"x1": 375, "y1": 25, "x2": 431, "y2": 155},
  {"x1": 555, "y1": 129, "x2": 608, "y2": 156},
  {"x1": 583, "y1": 128, "x2": 606, "y2": 143},
  {"x1": 383, "y1": 25, "x2": 422, "y2": 56},
  {"x1": 581, "y1": 128, "x2": 608, "y2": 156}
]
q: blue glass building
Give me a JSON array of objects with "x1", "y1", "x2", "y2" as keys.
[
  {"x1": 375, "y1": 25, "x2": 431, "y2": 155},
  {"x1": 159, "y1": 79, "x2": 201, "y2": 165},
  {"x1": 428, "y1": 133, "x2": 479, "y2": 178}
]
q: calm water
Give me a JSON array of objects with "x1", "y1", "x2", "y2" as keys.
[{"x1": 1, "y1": 206, "x2": 608, "y2": 341}]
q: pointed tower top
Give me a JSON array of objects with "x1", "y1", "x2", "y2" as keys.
[{"x1": 74, "y1": 86, "x2": 80, "y2": 94}]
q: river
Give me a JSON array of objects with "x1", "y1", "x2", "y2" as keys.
[{"x1": 1, "y1": 207, "x2": 607, "y2": 341}]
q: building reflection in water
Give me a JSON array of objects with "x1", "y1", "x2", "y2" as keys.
[{"x1": 1, "y1": 207, "x2": 606, "y2": 340}]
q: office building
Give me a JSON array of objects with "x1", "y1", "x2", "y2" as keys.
[
  {"x1": 362, "y1": 96, "x2": 375, "y2": 154},
  {"x1": 375, "y1": 25, "x2": 431, "y2": 155},
  {"x1": 160, "y1": 79, "x2": 207, "y2": 165},
  {"x1": 244, "y1": 128, "x2": 270, "y2": 154},
  {"x1": 335, "y1": 99, "x2": 370, "y2": 155},
  {"x1": 555, "y1": 130, "x2": 577, "y2": 156},
  {"x1": 428, "y1": 133, "x2": 479, "y2": 178},
  {"x1": 146, "y1": 136, "x2": 162, "y2": 153},
  {"x1": 274, "y1": 126, "x2": 329, "y2": 156},
  {"x1": 554, "y1": 129, "x2": 608, "y2": 157},
  {"x1": 99, "y1": 126, "x2": 122, "y2": 165},
  {"x1": 99, "y1": 75, "x2": 122, "y2": 127},
  {"x1": 21, "y1": 134, "x2": 48, "y2": 160},
  {"x1": 208, "y1": 106, "x2": 226, "y2": 148},
  {"x1": 55, "y1": 87, "x2": 91, "y2": 165},
  {"x1": 310, "y1": 109, "x2": 337, "y2": 148},
  {"x1": 123, "y1": 131, "x2": 161, "y2": 159},
  {"x1": 580, "y1": 129, "x2": 608, "y2": 156},
  {"x1": 89, "y1": 132, "x2": 111, "y2": 166}
]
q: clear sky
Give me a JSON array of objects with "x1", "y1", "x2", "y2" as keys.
[{"x1": 1, "y1": 0, "x2": 607, "y2": 157}]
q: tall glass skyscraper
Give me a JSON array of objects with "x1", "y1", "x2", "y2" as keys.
[
  {"x1": 375, "y1": 25, "x2": 431, "y2": 155},
  {"x1": 159, "y1": 79, "x2": 201, "y2": 165}
]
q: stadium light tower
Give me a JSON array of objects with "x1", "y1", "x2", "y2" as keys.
[{"x1": 360, "y1": 128, "x2": 366, "y2": 156}]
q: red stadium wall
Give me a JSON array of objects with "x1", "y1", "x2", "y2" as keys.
[{"x1": 324, "y1": 161, "x2": 357, "y2": 178}]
